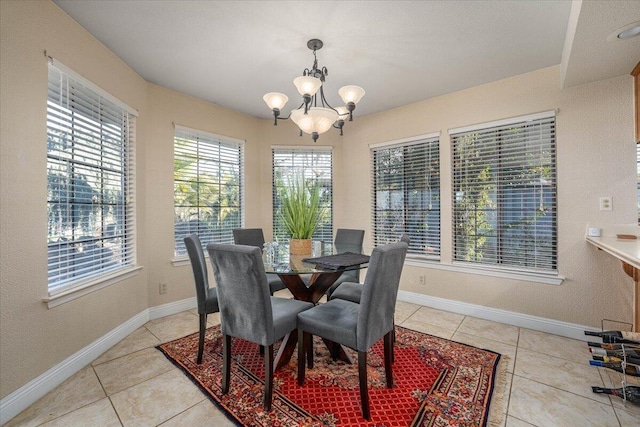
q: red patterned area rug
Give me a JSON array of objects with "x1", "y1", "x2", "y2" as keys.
[{"x1": 157, "y1": 325, "x2": 505, "y2": 427}]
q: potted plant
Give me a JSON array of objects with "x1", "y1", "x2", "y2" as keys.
[{"x1": 278, "y1": 176, "x2": 325, "y2": 254}]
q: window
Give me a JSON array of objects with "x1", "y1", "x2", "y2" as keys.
[
  {"x1": 47, "y1": 61, "x2": 136, "y2": 294},
  {"x1": 371, "y1": 135, "x2": 440, "y2": 257},
  {"x1": 450, "y1": 111, "x2": 557, "y2": 273},
  {"x1": 272, "y1": 147, "x2": 333, "y2": 242},
  {"x1": 174, "y1": 126, "x2": 244, "y2": 256}
]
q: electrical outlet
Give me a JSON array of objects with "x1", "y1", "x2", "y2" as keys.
[
  {"x1": 159, "y1": 283, "x2": 167, "y2": 294},
  {"x1": 419, "y1": 275, "x2": 426, "y2": 286},
  {"x1": 599, "y1": 196, "x2": 612, "y2": 211}
]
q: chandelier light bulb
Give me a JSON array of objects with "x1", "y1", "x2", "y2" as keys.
[
  {"x1": 263, "y1": 92, "x2": 289, "y2": 110},
  {"x1": 338, "y1": 85, "x2": 366, "y2": 104},
  {"x1": 290, "y1": 107, "x2": 339, "y2": 135},
  {"x1": 293, "y1": 76, "x2": 322, "y2": 96}
]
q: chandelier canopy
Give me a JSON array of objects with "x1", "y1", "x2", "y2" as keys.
[{"x1": 263, "y1": 39, "x2": 365, "y2": 142}]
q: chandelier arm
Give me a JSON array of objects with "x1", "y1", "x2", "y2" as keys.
[
  {"x1": 319, "y1": 87, "x2": 338, "y2": 113},
  {"x1": 272, "y1": 101, "x2": 305, "y2": 125}
]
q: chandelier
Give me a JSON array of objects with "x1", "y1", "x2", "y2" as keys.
[{"x1": 263, "y1": 39, "x2": 365, "y2": 142}]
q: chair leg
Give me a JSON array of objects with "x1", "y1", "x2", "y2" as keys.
[
  {"x1": 383, "y1": 331, "x2": 394, "y2": 388},
  {"x1": 392, "y1": 320, "x2": 395, "y2": 363},
  {"x1": 305, "y1": 331, "x2": 313, "y2": 369},
  {"x1": 222, "y1": 334, "x2": 231, "y2": 394},
  {"x1": 358, "y1": 351, "x2": 371, "y2": 420},
  {"x1": 297, "y1": 330, "x2": 306, "y2": 386},
  {"x1": 197, "y1": 314, "x2": 207, "y2": 364},
  {"x1": 264, "y1": 344, "x2": 274, "y2": 411}
]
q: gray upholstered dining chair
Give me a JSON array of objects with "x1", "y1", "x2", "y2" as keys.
[
  {"x1": 184, "y1": 234, "x2": 220, "y2": 364},
  {"x1": 232, "y1": 228, "x2": 287, "y2": 295},
  {"x1": 206, "y1": 243, "x2": 313, "y2": 411},
  {"x1": 331, "y1": 233, "x2": 409, "y2": 304},
  {"x1": 296, "y1": 241, "x2": 408, "y2": 420},
  {"x1": 324, "y1": 228, "x2": 365, "y2": 298}
]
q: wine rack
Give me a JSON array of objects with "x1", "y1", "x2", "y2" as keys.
[{"x1": 587, "y1": 320, "x2": 640, "y2": 406}]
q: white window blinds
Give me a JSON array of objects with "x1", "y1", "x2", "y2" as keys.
[
  {"x1": 174, "y1": 126, "x2": 244, "y2": 256},
  {"x1": 371, "y1": 135, "x2": 441, "y2": 257},
  {"x1": 272, "y1": 147, "x2": 333, "y2": 242},
  {"x1": 47, "y1": 62, "x2": 136, "y2": 293},
  {"x1": 450, "y1": 112, "x2": 557, "y2": 273}
]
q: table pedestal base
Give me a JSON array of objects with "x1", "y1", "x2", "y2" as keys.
[{"x1": 273, "y1": 270, "x2": 354, "y2": 370}]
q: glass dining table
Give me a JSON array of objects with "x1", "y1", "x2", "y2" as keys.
[{"x1": 263, "y1": 240, "x2": 369, "y2": 370}]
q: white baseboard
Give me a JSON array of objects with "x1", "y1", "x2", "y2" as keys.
[
  {"x1": 397, "y1": 290, "x2": 599, "y2": 341},
  {"x1": 148, "y1": 297, "x2": 197, "y2": 320},
  {"x1": 0, "y1": 297, "x2": 196, "y2": 425}
]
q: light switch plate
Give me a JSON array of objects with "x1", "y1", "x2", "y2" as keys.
[{"x1": 587, "y1": 227, "x2": 601, "y2": 237}]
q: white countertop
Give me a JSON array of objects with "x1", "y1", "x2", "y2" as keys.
[{"x1": 585, "y1": 224, "x2": 640, "y2": 270}]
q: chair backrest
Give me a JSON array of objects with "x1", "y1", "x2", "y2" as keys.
[
  {"x1": 232, "y1": 228, "x2": 266, "y2": 248},
  {"x1": 206, "y1": 243, "x2": 274, "y2": 346},
  {"x1": 356, "y1": 241, "x2": 408, "y2": 351},
  {"x1": 335, "y1": 229, "x2": 365, "y2": 280},
  {"x1": 400, "y1": 233, "x2": 410, "y2": 245},
  {"x1": 184, "y1": 234, "x2": 212, "y2": 314},
  {"x1": 335, "y1": 228, "x2": 365, "y2": 249}
]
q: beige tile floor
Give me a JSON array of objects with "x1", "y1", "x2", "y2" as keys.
[{"x1": 5, "y1": 293, "x2": 640, "y2": 426}]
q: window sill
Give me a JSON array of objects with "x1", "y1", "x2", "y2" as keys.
[
  {"x1": 43, "y1": 266, "x2": 143, "y2": 308},
  {"x1": 404, "y1": 257, "x2": 564, "y2": 285},
  {"x1": 172, "y1": 257, "x2": 192, "y2": 267}
]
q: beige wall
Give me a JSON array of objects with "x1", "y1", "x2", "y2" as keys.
[
  {"x1": 0, "y1": 0, "x2": 636, "y2": 404},
  {"x1": 343, "y1": 66, "x2": 636, "y2": 327},
  {"x1": 0, "y1": 0, "x2": 149, "y2": 398}
]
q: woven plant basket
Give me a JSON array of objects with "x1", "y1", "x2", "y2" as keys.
[{"x1": 289, "y1": 238, "x2": 312, "y2": 255}]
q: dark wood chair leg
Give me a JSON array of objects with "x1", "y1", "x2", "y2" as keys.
[
  {"x1": 305, "y1": 331, "x2": 313, "y2": 369},
  {"x1": 330, "y1": 341, "x2": 340, "y2": 360},
  {"x1": 384, "y1": 331, "x2": 394, "y2": 388},
  {"x1": 392, "y1": 320, "x2": 395, "y2": 363},
  {"x1": 197, "y1": 313, "x2": 207, "y2": 364},
  {"x1": 297, "y1": 330, "x2": 306, "y2": 385},
  {"x1": 358, "y1": 351, "x2": 371, "y2": 420},
  {"x1": 264, "y1": 344, "x2": 274, "y2": 411},
  {"x1": 222, "y1": 334, "x2": 232, "y2": 394}
]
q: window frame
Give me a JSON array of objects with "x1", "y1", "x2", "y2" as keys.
[
  {"x1": 173, "y1": 125, "x2": 245, "y2": 259},
  {"x1": 45, "y1": 59, "x2": 138, "y2": 303},
  {"x1": 271, "y1": 146, "x2": 334, "y2": 243},
  {"x1": 449, "y1": 110, "x2": 558, "y2": 275},
  {"x1": 370, "y1": 133, "x2": 441, "y2": 258}
]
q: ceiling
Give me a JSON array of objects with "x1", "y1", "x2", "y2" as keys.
[{"x1": 53, "y1": 1, "x2": 640, "y2": 120}]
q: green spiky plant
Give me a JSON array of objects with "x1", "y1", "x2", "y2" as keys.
[{"x1": 278, "y1": 176, "x2": 324, "y2": 239}]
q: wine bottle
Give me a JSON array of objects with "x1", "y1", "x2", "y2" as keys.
[
  {"x1": 591, "y1": 354, "x2": 640, "y2": 365},
  {"x1": 592, "y1": 386, "x2": 640, "y2": 405},
  {"x1": 584, "y1": 330, "x2": 640, "y2": 344},
  {"x1": 589, "y1": 360, "x2": 640, "y2": 376},
  {"x1": 588, "y1": 341, "x2": 624, "y2": 350},
  {"x1": 590, "y1": 346, "x2": 640, "y2": 359}
]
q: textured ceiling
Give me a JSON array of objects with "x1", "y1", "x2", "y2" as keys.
[{"x1": 53, "y1": 1, "x2": 639, "y2": 120}]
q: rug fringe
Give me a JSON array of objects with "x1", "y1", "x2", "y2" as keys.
[{"x1": 486, "y1": 355, "x2": 509, "y2": 427}]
